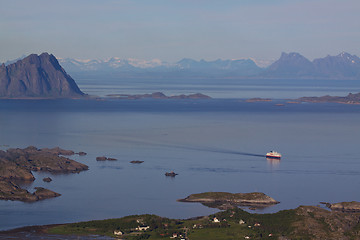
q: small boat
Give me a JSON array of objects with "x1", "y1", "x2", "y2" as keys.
[{"x1": 266, "y1": 151, "x2": 282, "y2": 159}]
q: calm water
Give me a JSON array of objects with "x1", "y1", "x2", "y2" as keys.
[
  {"x1": 0, "y1": 79, "x2": 360, "y2": 231},
  {"x1": 74, "y1": 77, "x2": 360, "y2": 99}
]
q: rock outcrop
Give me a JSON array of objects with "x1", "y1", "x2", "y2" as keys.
[
  {"x1": 130, "y1": 160, "x2": 144, "y2": 164},
  {"x1": 0, "y1": 181, "x2": 60, "y2": 202},
  {"x1": 328, "y1": 201, "x2": 360, "y2": 212},
  {"x1": 0, "y1": 146, "x2": 88, "y2": 202},
  {"x1": 165, "y1": 171, "x2": 178, "y2": 177},
  {"x1": 0, "y1": 53, "x2": 84, "y2": 98},
  {"x1": 0, "y1": 146, "x2": 88, "y2": 174},
  {"x1": 96, "y1": 156, "x2": 117, "y2": 161},
  {"x1": 43, "y1": 177, "x2": 52, "y2": 182}
]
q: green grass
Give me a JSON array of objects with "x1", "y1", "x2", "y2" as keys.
[
  {"x1": 46, "y1": 207, "x2": 359, "y2": 240},
  {"x1": 189, "y1": 224, "x2": 252, "y2": 240}
]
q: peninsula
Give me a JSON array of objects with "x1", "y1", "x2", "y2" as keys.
[{"x1": 0, "y1": 146, "x2": 88, "y2": 202}]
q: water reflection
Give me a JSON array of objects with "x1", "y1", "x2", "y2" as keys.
[{"x1": 267, "y1": 158, "x2": 281, "y2": 168}]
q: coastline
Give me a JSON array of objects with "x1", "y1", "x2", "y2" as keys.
[{"x1": 1, "y1": 201, "x2": 360, "y2": 239}]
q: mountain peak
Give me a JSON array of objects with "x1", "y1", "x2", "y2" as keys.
[
  {"x1": 313, "y1": 52, "x2": 360, "y2": 78},
  {"x1": 0, "y1": 53, "x2": 84, "y2": 98},
  {"x1": 279, "y1": 52, "x2": 308, "y2": 60},
  {"x1": 263, "y1": 52, "x2": 315, "y2": 77}
]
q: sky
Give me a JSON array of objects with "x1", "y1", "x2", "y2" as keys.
[{"x1": 1, "y1": 0, "x2": 359, "y2": 63}]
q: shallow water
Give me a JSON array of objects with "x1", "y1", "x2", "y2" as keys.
[{"x1": 0, "y1": 98, "x2": 360, "y2": 231}]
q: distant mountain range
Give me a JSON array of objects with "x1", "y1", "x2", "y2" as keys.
[
  {"x1": 0, "y1": 53, "x2": 84, "y2": 98},
  {"x1": 2, "y1": 52, "x2": 360, "y2": 82},
  {"x1": 57, "y1": 57, "x2": 263, "y2": 78},
  {"x1": 55, "y1": 52, "x2": 360, "y2": 80}
]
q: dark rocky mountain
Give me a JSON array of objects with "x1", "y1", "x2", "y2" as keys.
[
  {"x1": 313, "y1": 52, "x2": 360, "y2": 79},
  {"x1": 264, "y1": 52, "x2": 360, "y2": 79},
  {"x1": 262, "y1": 52, "x2": 317, "y2": 78},
  {"x1": 0, "y1": 53, "x2": 84, "y2": 98}
]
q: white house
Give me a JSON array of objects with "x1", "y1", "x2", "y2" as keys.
[
  {"x1": 213, "y1": 217, "x2": 220, "y2": 223},
  {"x1": 113, "y1": 230, "x2": 123, "y2": 235},
  {"x1": 136, "y1": 225, "x2": 150, "y2": 231}
]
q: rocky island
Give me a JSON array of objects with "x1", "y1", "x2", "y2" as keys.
[
  {"x1": 245, "y1": 98, "x2": 272, "y2": 102},
  {"x1": 0, "y1": 146, "x2": 88, "y2": 202},
  {"x1": 178, "y1": 192, "x2": 279, "y2": 210},
  {"x1": 106, "y1": 92, "x2": 211, "y2": 100},
  {"x1": 130, "y1": 160, "x2": 144, "y2": 164},
  {"x1": 96, "y1": 156, "x2": 117, "y2": 161},
  {"x1": 298, "y1": 92, "x2": 360, "y2": 104}
]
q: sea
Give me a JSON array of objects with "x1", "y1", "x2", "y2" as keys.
[{"x1": 1, "y1": 78, "x2": 360, "y2": 231}]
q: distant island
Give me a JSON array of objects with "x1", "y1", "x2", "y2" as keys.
[
  {"x1": 106, "y1": 92, "x2": 211, "y2": 100},
  {"x1": 245, "y1": 98, "x2": 272, "y2": 103},
  {"x1": 0, "y1": 146, "x2": 88, "y2": 202},
  {"x1": 243, "y1": 92, "x2": 360, "y2": 105},
  {"x1": 0, "y1": 53, "x2": 84, "y2": 98},
  {"x1": 298, "y1": 92, "x2": 360, "y2": 104},
  {"x1": 2, "y1": 201, "x2": 360, "y2": 239},
  {"x1": 178, "y1": 192, "x2": 279, "y2": 210}
]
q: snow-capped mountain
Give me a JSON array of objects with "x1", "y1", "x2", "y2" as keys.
[
  {"x1": 57, "y1": 57, "x2": 174, "y2": 72},
  {"x1": 56, "y1": 52, "x2": 360, "y2": 79},
  {"x1": 58, "y1": 57, "x2": 263, "y2": 77}
]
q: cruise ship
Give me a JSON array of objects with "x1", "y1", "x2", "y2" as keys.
[{"x1": 266, "y1": 151, "x2": 282, "y2": 159}]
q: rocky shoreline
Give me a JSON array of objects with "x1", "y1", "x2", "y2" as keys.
[
  {"x1": 0, "y1": 146, "x2": 88, "y2": 202},
  {"x1": 324, "y1": 201, "x2": 360, "y2": 212}
]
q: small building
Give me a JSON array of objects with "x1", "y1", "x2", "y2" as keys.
[
  {"x1": 239, "y1": 219, "x2": 245, "y2": 224},
  {"x1": 136, "y1": 225, "x2": 150, "y2": 231},
  {"x1": 170, "y1": 233, "x2": 178, "y2": 238},
  {"x1": 113, "y1": 230, "x2": 123, "y2": 235},
  {"x1": 213, "y1": 217, "x2": 220, "y2": 223}
]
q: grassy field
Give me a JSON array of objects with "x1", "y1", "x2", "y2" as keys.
[{"x1": 47, "y1": 206, "x2": 360, "y2": 239}]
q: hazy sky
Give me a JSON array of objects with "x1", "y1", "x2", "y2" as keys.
[{"x1": 1, "y1": 0, "x2": 359, "y2": 63}]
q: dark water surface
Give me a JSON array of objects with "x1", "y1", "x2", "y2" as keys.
[{"x1": 0, "y1": 98, "x2": 360, "y2": 231}]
